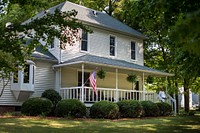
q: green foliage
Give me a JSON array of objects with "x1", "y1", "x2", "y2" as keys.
[
  {"x1": 21, "y1": 97, "x2": 53, "y2": 116},
  {"x1": 56, "y1": 99, "x2": 86, "y2": 118},
  {"x1": 156, "y1": 102, "x2": 172, "y2": 116},
  {"x1": 97, "y1": 69, "x2": 106, "y2": 79},
  {"x1": 140, "y1": 101, "x2": 159, "y2": 117},
  {"x1": 90, "y1": 101, "x2": 119, "y2": 119},
  {"x1": 41, "y1": 89, "x2": 61, "y2": 106},
  {"x1": 126, "y1": 74, "x2": 137, "y2": 83},
  {"x1": 146, "y1": 76, "x2": 154, "y2": 84},
  {"x1": 117, "y1": 100, "x2": 143, "y2": 118},
  {"x1": 41, "y1": 89, "x2": 62, "y2": 116},
  {"x1": 0, "y1": 1, "x2": 90, "y2": 83}
]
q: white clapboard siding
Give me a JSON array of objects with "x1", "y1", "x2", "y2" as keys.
[
  {"x1": 0, "y1": 79, "x2": 22, "y2": 106},
  {"x1": 31, "y1": 61, "x2": 56, "y2": 97},
  {"x1": 51, "y1": 27, "x2": 144, "y2": 66},
  {"x1": 0, "y1": 60, "x2": 56, "y2": 106}
]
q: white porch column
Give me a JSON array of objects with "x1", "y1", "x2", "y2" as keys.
[
  {"x1": 81, "y1": 64, "x2": 84, "y2": 102},
  {"x1": 142, "y1": 72, "x2": 145, "y2": 100},
  {"x1": 115, "y1": 68, "x2": 119, "y2": 102}
]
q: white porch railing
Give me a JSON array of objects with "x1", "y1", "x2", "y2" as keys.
[
  {"x1": 60, "y1": 87, "x2": 158, "y2": 103},
  {"x1": 166, "y1": 93, "x2": 177, "y2": 115}
]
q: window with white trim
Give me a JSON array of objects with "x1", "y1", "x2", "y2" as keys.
[
  {"x1": 131, "y1": 41, "x2": 136, "y2": 60},
  {"x1": 110, "y1": 36, "x2": 115, "y2": 56},
  {"x1": 24, "y1": 64, "x2": 30, "y2": 83},
  {"x1": 12, "y1": 63, "x2": 35, "y2": 85},
  {"x1": 81, "y1": 30, "x2": 88, "y2": 51}
]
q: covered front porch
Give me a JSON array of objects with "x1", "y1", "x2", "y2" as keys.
[
  {"x1": 53, "y1": 55, "x2": 175, "y2": 111},
  {"x1": 60, "y1": 87, "x2": 158, "y2": 106}
]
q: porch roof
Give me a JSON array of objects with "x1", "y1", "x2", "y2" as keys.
[{"x1": 53, "y1": 55, "x2": 174, "y2": 77}]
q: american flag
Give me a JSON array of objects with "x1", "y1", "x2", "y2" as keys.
[{"x1": 89, "y1": 71, "x2": 97, "y2": 95}]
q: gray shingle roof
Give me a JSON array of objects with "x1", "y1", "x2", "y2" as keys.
[
  {"x1": 23, "y1": 1, "x2": 147, "y2": 39},
  {"x1": 31, "y1": 45, "x2": 58, "y2": 62},
  {"x1": 59, "y1": 54, "x2": 173, "y2": 76}
]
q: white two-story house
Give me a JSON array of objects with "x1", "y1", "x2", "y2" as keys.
[{"x1": 0, "y1": 1, "x2": 175, "y2": 112}]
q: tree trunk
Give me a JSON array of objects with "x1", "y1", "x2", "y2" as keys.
[
  {"x1": 183, "y1": 78, "x2": 190, "y2": 112},
  {"x1": 175, "y1": 82, "x2": 179, "y2": 113}
]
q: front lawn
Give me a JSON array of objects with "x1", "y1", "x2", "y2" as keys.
[{"x1": 0, "y1": 114, "x2": 200, "y2": 133}]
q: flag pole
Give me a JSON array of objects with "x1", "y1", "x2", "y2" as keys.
[{"x1": 83, "y1": 67, "x2": 99, "y2": 86}]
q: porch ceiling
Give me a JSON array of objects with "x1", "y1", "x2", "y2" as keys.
[{"x1": 53, "y1": 55, "x2": 174, "y2": 77}]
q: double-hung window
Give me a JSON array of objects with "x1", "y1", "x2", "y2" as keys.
[
  {"x1": 110, "y1": 36, "x2": 115, "y2": 56},
  {"x1": 81, "y1": 30, "x2": 88, "y2": 51},
  {"x1": 131, "y1": 41, "x2": 136, "y2": 60}
]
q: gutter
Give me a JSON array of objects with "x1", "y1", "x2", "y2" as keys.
[{"x1": 53, "y1": 61, "x2": 174, "y2": 77}]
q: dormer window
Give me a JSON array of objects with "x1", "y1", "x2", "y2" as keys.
[
  {"x1": 110, "y1": 36, "x2": 115, "y2": 56},
  {"x1": 131, "y1": 41, "x2": 136, "y2": 60},
  {"x1": 81, "y1": 30, "x2": 88, "y2": 51}
]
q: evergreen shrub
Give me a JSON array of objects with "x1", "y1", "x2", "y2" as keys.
[
  {"x1": 56, "y1": 99, "x2": 86, "y2": 118},
  {"x1": 140, "y1": 101, "x2": 159, "y2": 117},
  {"x1": 117, "y1": 100, "x2": 143, "y2": 118},
  {"x1": 156, "y1": 102, "x2": 172, "y2": 116},
  {"x1": 90, "y1": 101, "x2": 119, "y2": 119},
  {"x1": 21, "y1": 97, "x2": 52, "y2": 116}
]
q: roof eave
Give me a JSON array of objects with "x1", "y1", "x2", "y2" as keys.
[
  {"x1": 81, "y1": 21, "x2": 147, "y2": 40},
  {"x1": 53, "y1": 61, "x2": 174, "y2": 77}
]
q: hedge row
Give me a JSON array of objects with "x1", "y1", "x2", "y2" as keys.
[{"x1": 21, "y1": 89, "x2": 172, "y2": 118}]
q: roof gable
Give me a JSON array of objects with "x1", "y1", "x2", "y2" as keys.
[
  {"x1": 23, "y1": 1, "x2": 147, "y2": 39},
  {"x1": 31, "y1": 45, "x2": 58, "y2": 62}
]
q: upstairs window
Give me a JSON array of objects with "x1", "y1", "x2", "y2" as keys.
[
  {"x1": 131, "y1": 41, "x2": 136, "y2": 60},
  {"x1": 110, "y1": 36, "x2": 115, "y2": 56},
  {"x1": 81, "y1": 30, "x2": 88, "y2": 51}
]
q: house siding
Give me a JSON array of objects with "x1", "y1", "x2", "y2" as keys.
[
  {"x1": 89, "y1": 27, "x2": 144, "y2": 65},
  {"x1": 48, "y1": 37, "x2": 61, "y2": 62},
  {"x1": 31, "y1": 60, "x2": 56, "y2": 97},
  {"x1": 0, "y1": 60, "x2": 56, "y2": 106},
  {"x1": 0, "y1": 81, "x2": 21, "y2": 106},
  {"x1": 51, "y1": 27, "x2": 144, "y2": 66},
  {"x1": 61, "y1": 67, "x2": 143, "y2": 91}
]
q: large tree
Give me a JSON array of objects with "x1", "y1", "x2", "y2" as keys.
[
  {"x1": 113, "y1": 0, "x2": 200, "y2": 112},
  {"x1": 0, "y1": 0, "x2": 89, "y2": 96}
]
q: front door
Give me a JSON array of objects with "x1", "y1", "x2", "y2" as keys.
[
  {"x1": 78, "y1": 71, "x2": 90, "y2": 86},
  {"x1": 78, "y1": 71, "x2": 90, "y2": 101}
]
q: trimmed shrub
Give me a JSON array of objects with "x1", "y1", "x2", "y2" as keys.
[
  {"x1": 56, "y1": 99, "x2": 86, "y2": 118},
  {"x1": 117, "y1": 100, "x2": 143, "y2": 118},
  {"x1": 41, "y1": 89, "x2": 62, "y2": 106},
  {"x1": 140, "y1": 101, "x2": 159, "y2": 117},
  {"x1": 41, "y1": 89, "x2": 62, "y2": 116},
  {"x1": 90, "y1": 101, "x2": 119, "y2": 119},
  {"x1": 156, "y1": 102, "x2": 172, "y2": 116},
  {"x1": 21, "y1": 97, "x2": 52, "y2": 116}
]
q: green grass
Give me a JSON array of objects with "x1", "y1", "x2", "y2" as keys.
[{"x1": 0, "y1": 114, "x2": 200, "y2": 133}]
